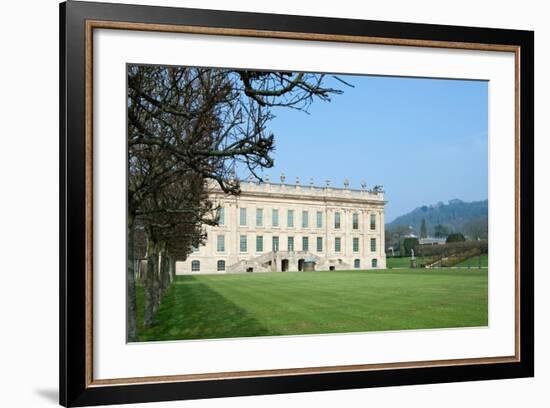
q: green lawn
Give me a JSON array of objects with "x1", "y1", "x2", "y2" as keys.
[
  {"x1": 386, "y1": 257, "x2": 428, "y2": 268},
  {"x1": 454, "y1": 254, "x2": 489, "y2": 268},
  {"x1": 136, "y1": 268, "x2": 488, "y2": 342}
]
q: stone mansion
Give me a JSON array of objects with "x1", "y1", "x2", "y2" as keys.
[{"x1": 176, "y1": 177, "x2": 386, "y2": 274}]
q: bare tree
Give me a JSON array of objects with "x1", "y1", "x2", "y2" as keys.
[
  {"x1": 127, "y1": 65, "x2": 346, "y2": 338},
  {"x1": 420, "y1": 218, "x2": 428, "y2": 238},
  {"x1": 463, "y1": 216, "x2": 488, "y2": 240}
]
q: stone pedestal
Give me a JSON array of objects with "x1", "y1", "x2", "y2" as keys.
[{"x1": 410, "y1": 259, "x2": 417, "y2": 268}]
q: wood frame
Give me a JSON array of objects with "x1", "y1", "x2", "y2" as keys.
[{"x1": 60, "y1": 1, "x2": 534, "y2": 406}]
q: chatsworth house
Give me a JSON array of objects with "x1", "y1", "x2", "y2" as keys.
[{"x1": 176, "y1": 175, "x2": 386, "y2": 274}]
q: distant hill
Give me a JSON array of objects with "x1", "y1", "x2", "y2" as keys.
[{"x1": 386, "y1": 199, "x2": 488, "y2": 236}]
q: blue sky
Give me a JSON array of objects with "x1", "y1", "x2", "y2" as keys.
[{"x1": 253, "y1": 74, "x2": 488, "y2": 223}]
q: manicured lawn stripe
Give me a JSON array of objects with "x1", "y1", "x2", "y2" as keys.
[
  {"x1": 136, "y1": 268, "x2": 488, "y2": 341},
  {"x1": 386, "y1": 257, "x2": 428, "y2": 268}
]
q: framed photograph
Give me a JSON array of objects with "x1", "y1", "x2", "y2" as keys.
[{"x1": 60, "y1": 1, "x2": 534, "y2": 406}]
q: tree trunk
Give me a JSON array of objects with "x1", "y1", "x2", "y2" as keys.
[
  {"x1": 169, "y1": 257, "x2": 176, "y2": 284},
  {"x1": 144, "y1": 238, "x2": 160, "y2": 328},
  {"x1": 127, "y1": 214, "x2": 138, "y2": 342},
  {"x1": 134, "y1": 259, "x2": 140, "y2": 282},
  {"x1": 159, "y1": 247, "x2": 170, "y2": 299}
]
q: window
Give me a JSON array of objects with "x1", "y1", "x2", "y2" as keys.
[
  {"x1": 218, "y1": 207, "x2": 225, "y2": 225},
  {"x1": 217, "y1": 260, "x2": 226, "y2": 271},
  {"x1": 316, "y1": 237, "x2": 323, "y2": 252},
  {"x1": 353, "y1": 237, "x2": 360, "y2": 252},
  {"x1": 256, "y1": 208, "x2": 263, "y2": 227},
  {"x1": 272, "y1": 209, "x2": 279, "y2": 227},
  {"x1": 239, "y1": 208, "x2": 247, "y2": 226},
  {"x1": 239, "y1": 235, "x2": 247, "y2": 252},
  {"x1": 370, "y1": 238, "x2": 377, "y2": 252},
  {"x1": 316, "y1": 211, "x2": 323, "y2": 228},
  {"x1": 335, "y1": 237, "x2": 341, "y2": 252},
  {"x1": 371, "y1": 258, "x2": 378, "y2": 268},
  {"x1": 272, "y1": 236, "x2": 279, "y2": 252},
  {"x1": 302, "y1": 210, "x2": 309, "y2": 228},
  {"x1": 256, "y1": 235, "x2": 264, "y2": 252},
  {"x1": 370, "y1": 213, "x2": 376, "y2": 230},
  {"x1": 287, "y1": 210, "x2": 294, "y2": 227},
  {"x1": 302, "y1": 236, "x2": 309, "y2": 251},
  {"x1": 191, "y1": 244, "x2": 199, "y2": 253},
  {"x1": 352, "y1": 213, "x2": 359, "y2": 230},
  {"x1": 334, "y1": 212, "x2": 341, "y2": 229},
  {"x1": 191, "y1": 260, "x2": 200, "y2": 272},
  {"x1": 354, "y1": 259, "x2": 361, "y2": 269},
  {"x1": 288, "y1": 236, "x2": 294, "y2": 251},
  {"x1": 217, "y1": 235, "x2": 225, "y2": 252}
]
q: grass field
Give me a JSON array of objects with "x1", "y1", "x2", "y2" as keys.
[
  {"x1": 386, "y1": 257, "x2": 428, "y2": 268},
  {"x1": 454, "y1": 254, "x2": 489, "y2": 268},
  {"x1": 136, "y1": 268, "x2": 488, "y2": 342}
]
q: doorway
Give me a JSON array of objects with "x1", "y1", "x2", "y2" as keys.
[
  {"x1": 281, "y1": 259, "x2": 289, "y2": 272},
  {"x1": 298, "y1": 259, "x2": 304, "y2": 271}
]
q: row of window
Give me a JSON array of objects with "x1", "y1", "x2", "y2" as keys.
[
  {"x1": 218, "y1": 207, "x2": 378, "y2": 230},
  {"x1": 190, "y1": 258, "x2": 378, "y2": 272},
  {"x1": 212, "y1": 235, "x2": 377, "y2": 253},
  {"x1": 354, "y1": 259, "x2": 378, "y2": 268},
  {"x1": 191, "y1": 260, "x2": 226, "y2": 272}
]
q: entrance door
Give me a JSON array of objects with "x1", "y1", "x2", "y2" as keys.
[
  {"x1": 298, "y1": 259, "x2": 304, "y2": 271},
  {"x1": 281, "y1": 259, "x2": 289, "y2": 272}
]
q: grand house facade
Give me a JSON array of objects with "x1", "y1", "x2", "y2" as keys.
[{"x1": 176, "y1": 177, "x2": 386, "y2": 274}]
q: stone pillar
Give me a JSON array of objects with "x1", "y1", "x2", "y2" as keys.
[
  {"x1": 344, "y1": 209, "x2": 351, "y2": 259},
  {"x1": 379, "y1": 209, "x2": 386, "y2": 268}
]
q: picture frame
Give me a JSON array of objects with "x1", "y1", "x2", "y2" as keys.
[{"x1": 59, "y1": 1, "x2": 534, "y2": 406}]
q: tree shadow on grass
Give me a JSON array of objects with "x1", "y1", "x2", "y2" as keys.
[{"x1": 137, "y1": 276, "x2": 271, "y2": 342}]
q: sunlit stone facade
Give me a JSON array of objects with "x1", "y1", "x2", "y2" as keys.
[{"x1": 176, "y1": 179, "x2": 386, "y2": 274}]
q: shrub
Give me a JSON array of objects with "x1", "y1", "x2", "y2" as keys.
[
  {"x1": 446, "y1": 233, "x2": 466, "y2": 243},
  {"x1": 403, "y1": 237, "x2": 419, "y2": 256},
  {"x1": 419, "y1": 240, "x2": 488, "y2": 258}
]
